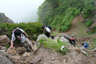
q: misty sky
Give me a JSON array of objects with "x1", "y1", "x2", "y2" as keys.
[{"x1": 0, "y1": 0, "x2": 45, "y2": 23}]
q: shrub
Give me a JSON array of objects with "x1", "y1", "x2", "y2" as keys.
[
  {"x1": 0, "y1": 22, "x2": 43, "y2": 40},
  {"x1": 62, "y1": 26, "x2": 68, "y2": 32},
  {"x1": 6, "y1": 44, "x2": 10, "y2": 49},
  {"x1": 86, "y1": 19, "x2": 93, "y2": 27},
  {"x1": 90, "y1": 26, "x2": 96, "y2": 33},
  {"x1": 95, "y1": 15, "x2": 96, "y2": 17}
]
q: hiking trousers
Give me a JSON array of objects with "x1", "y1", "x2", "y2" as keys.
[{"x1": 21, "y1": 38, "x2": 33, "y2": 50}]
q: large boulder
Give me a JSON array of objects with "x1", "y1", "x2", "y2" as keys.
[
  {"x1": 53, "y1": 36, "x2": 61, "y2": 42},
  {"x1": 60, "y1": 36, "x2": 69, "y2": 43},
  {"x1": 62, "y1": 33, "x2": 72, "y2": 38},
  {"x1": 0, "y1": 35, "x2": 10, "y2": 46},
  {"x1": 0, "y1": 56, "x2": 13, "y2": 64},
  {"x1": 29, "y1": 55, "x2": 42, "y2": 64},
  {"x1": 34, "y1": 34, "x2": 48, "y2": 51},
  {"x1": 16, "y1": 47, "x2": 27, "y2": 54},
  {"x1": 36, "y1": 34, "x2": 48, "y2": 42},
  {"x1": 0, "y1": 50, "x2": 16, "y2": 64},
  {"x1": 6, "y1": 47, "x2": 19, "y2": 56}
]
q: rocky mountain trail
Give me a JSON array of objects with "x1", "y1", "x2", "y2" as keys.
[
  {"x1": 0, "y1": 14, "x2": 96, "y2": 64},
  {"x1": 0, "y1": 33, "x2": 96, "y2": 64}
]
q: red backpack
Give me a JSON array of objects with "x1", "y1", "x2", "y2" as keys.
[{"x1": 70, "y1": 38, "x2": 74, "y2": 40}]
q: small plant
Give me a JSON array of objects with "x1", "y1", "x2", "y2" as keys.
[
  {"x1": 95, "y1": 15, "x2": 96, "y2": 17},
  {"x1": 82, "y1": 52, "x2": 87, "y2": 56},
  {"x1": 6, "y1": 44, "x2": 10, "y2": 49},
  {"x1": 60, "y1": 46, "x2": 68, "y2": 55},
  {"x1": 86, "y1": 19, "x2": 93, "y2": 27}
]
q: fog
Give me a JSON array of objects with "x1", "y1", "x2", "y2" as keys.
[{"x1": 0, "y1": 0, "x2": 45, "y2": 23}]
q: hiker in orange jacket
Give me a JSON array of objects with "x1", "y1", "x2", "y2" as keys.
[{"x1": 64, "y1": 36, "x2": 76, "y2": 46}]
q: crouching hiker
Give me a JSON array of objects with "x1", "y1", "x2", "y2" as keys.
[
  {"x1": 64, "y1": 36, "x2": 76, "y2": 46},
  {"x1": 81, "y1": 42, "x2": 89, "y2": 49},
  {"x1": 41, "y1": 25, "x2": 54, "y2": 39},
  {"x1": 9, "y1": 27, "x2": 33, "y2": 52}
]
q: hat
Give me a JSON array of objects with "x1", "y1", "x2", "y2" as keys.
[
  {"x1": 41, "y1": 26, "x2": 45, "y2": 29},
  {"x1": 81, "y1": 43, "x2": 84, "y2": 45},
  {"x1": 51, "y1": 35, "x2": 54, "y2": 39}
]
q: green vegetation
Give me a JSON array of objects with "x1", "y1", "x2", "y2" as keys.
[
  {"x1": 38, "y1": 38, "x2": 68, "y2": 54},
  {"x1": 60, "y1": 47, "x2": 68, "y2": 55},
  {"x1": 75, "y1": 22, "x2": 90, "y2": 37},
  {"x1": 51, "y1": 31, "x2": 61, "y2": 36},
  {"x1": 82, "y1": 52, "x2": 88, "y2": 56},
  {"x1": 90, "y1": 26, "x2": 96, "y2": 33},
  {"x1": 37, "y1": 0, "x2": 96, "y2": 32},
  {"x1": 95, "y1": 15, "x2": 96, "y2": 17},
  {"x1": 0, "y1": 22, "x2": 43, "y2": 40},
  {"x1": 86, "y1": 19, "x2": 93, "y2": 27},
  {"x1": 6, "y1": 44, "x2": 10, "y2": 49}
]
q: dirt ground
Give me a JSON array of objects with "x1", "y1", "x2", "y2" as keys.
[{"x1": 31, "y1": 47, "x2": 96, "y2": 64}]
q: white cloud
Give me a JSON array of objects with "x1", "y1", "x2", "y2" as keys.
[{"x1": 0, "y1": 0, "x2": 44, "y2": 23}]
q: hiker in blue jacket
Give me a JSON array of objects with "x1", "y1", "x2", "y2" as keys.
[{"x1": 81, "y1": 42, "x2": 89, "y2": 48}]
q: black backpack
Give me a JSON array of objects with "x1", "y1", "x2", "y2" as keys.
[
  {"x1": 46, "y1": 25, "x2": 51, "y2": 30},
  {"x1": 14, "y1": 29, "x2": 23, "y2": 40}
]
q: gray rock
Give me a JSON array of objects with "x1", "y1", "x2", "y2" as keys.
[
  {"x1": 29, "y1": 55, "x2": 42, "y2": 64},
  {"x1": 1, "y1": 47, "x2": 6, "y2": 50},
  {"x1": 60, "y1": 36, "x2": 69, "y2": 43},
  {"x1": 36, "y1": 34, "x2": 48, "y2": 42},
  {"x1": 0, "y1": 56, "x2": 13, "y2": 64},
  {"x1": 0, "y1": 50, "x2": 16, "y2": 64},
  {"x1": 34, "y1": 34, "x2": 48, "y2": 51},
  {"x1": 53, "y1": 36, "x2": 61, "y2": 42},
  {"x1": 0, "y1": 13, "x2": 14, "y2": 23},
  {"x1": 62, "y1": 33, "x2": 72, "y2": 38}
]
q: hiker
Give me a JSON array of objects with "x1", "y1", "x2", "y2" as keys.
[
  {"x1": 41, "y1": 25, "x2": 54, "y2": 39},
  {"x1": 9, "y1": 27, "x2": 33, "y2": 51},
  {"x1": 81, "y1": 42, "x2": 89, "y2": 48},
  {"x1": 64, "y1": 36, "x2": 76, "y2": 46}
]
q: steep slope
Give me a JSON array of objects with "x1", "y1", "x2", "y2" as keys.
[{"x1": 0, "y1": 13, "x2": 14, "y2": 23}]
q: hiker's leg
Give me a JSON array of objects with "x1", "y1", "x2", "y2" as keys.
[
  {"x1": 45, "y1": 32, "x2": 50, "y2": 37},
  {"x1": 25, "y1": 38, "x2": 34, "y2": 50},
  {"x1": 23, "y1": 42, "x2": 30, "y2": 52}
]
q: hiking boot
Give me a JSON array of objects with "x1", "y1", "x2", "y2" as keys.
[{"x1": 29, "y1": 46, "x2": 32, "y2": 49}]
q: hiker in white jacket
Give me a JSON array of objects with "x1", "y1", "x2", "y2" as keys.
[{"x1": 9, "y1": 27, "x2": 33, "y2": 52}]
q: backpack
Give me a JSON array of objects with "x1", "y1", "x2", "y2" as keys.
[
  {"x1": 14, "y1": 29, "x2": 23, "y2": 40},
  {"x1": 12, "y1": 27, "x2": 19, "y2": 34},
  {"x1": 46, "y1": 25, "x2": 51, "y2": 30},
  {"x1": 70, "y1": 38, "x2": 74, "y2": 40}
]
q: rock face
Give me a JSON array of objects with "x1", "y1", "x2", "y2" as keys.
[
  {"x1": 0, "y1": 56, "x2": 13, "y2": 64},
  {"x1": 0, "y1": 13, "x2": 14, "y2": 23}
]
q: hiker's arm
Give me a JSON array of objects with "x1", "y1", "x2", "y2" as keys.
[
  {"x1": 49, "y1": 32, "x2": 51, "y2": 37},
  {"x1": 24, "y1": 33, "x2": 29, "y2": 37},
  {"x1": 9, "y1": 41, "x2": 13, "y2": 49},
  {"x1": 43, "y1": 28, "x2": 45, "y2": 34}
]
